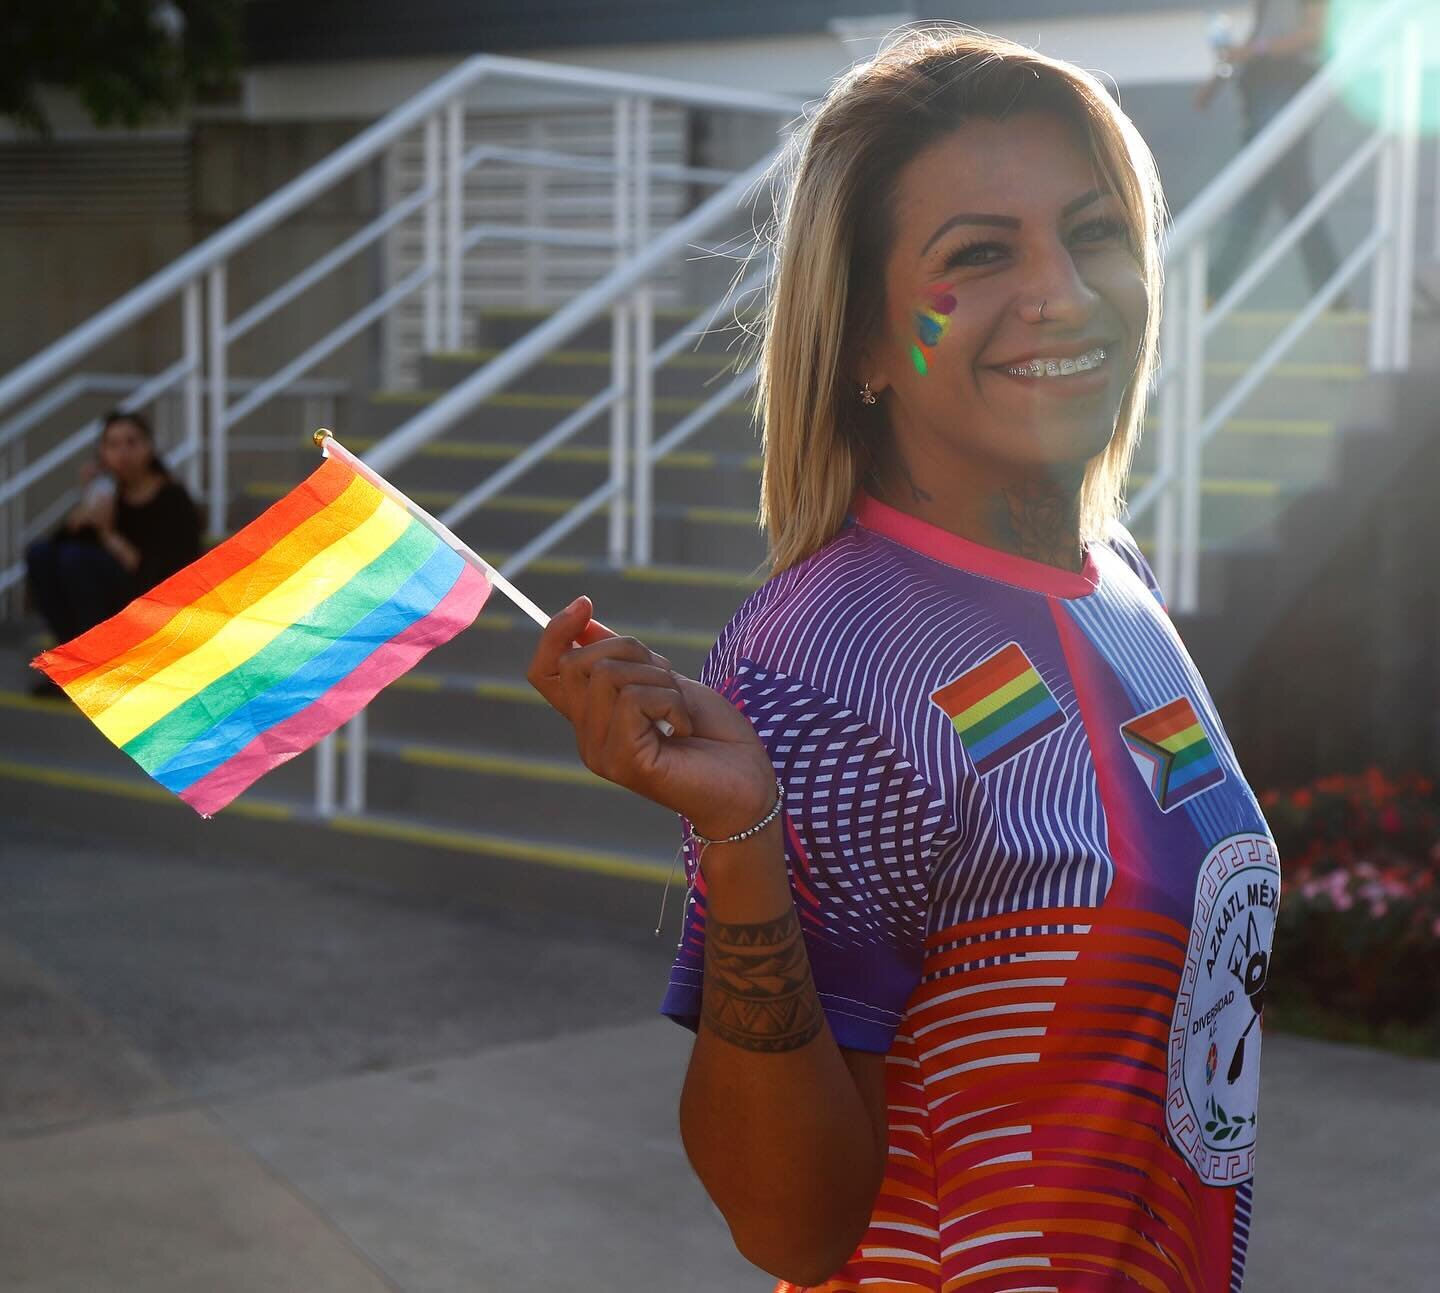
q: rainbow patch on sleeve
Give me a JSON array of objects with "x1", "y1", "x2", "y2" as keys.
[
  {"x1": 1120, "y1": 695, "x2": 1226, "y2": 811},
  {"x1": 931, "y1": 642, "x2": 1065, "y2": 775}
]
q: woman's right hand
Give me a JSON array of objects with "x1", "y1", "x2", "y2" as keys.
[{"x1": 527, "y1": 596, "x2": 779, "y2": 840}]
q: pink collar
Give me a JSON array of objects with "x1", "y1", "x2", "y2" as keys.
[{"x1": 850, "y1": 490, "x2": 1101, "y2": 599}]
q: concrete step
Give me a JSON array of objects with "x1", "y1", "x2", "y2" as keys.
[
  {"x1": 0, "y1": 686, "x2": 679, "y2": 890},
  {"x1": 0, "y1": 746, "x2": 676, "y2": 924},
  {"x1": 419, "y1": 340, "x2": 744, "y2": 400},
  {"x1": 475, "y1": 305, "x2": 712, "y2": 351},
  {"x1": 353, "y1": 389, "x2": 759, "y2": 454},
  {"x1": 343, "y1": 414, "x2": 1339, "y2": 493},
  {"x1": 352, "y1": 362, "x2": 1356, "y2": 455},
  {"x1": 356, "y1": 734, "x2": 681, "y2": 855},
  {"x1": 0, "y1": 687, "x2": 318, "y2": 803},
  {"x1": 388, "y1": 613, "x2": 715, "y2": 692}
]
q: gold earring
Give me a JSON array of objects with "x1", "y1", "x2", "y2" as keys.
[{"x1": 859, "y1": 382, "x2": 878, "y2": 405}]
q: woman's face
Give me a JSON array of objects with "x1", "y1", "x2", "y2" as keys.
[
  {"x1": 865, "y1": 110, "x2": 1148, "y2": 486},
  {"x1": 99, "y1": 419, "x2": 153, "y2": 481}
]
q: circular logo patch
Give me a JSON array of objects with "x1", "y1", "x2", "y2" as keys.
[{"x1": 1166, "y1": 832, "x2": 1280, "y2": 1186}]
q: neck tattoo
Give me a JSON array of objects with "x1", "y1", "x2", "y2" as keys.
[{"x1": 991, "y1": 480, "x2": 1084, "y2": 573}]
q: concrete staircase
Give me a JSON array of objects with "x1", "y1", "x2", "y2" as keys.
[{"x1": 0, "y1": 302, "x2": 1406, "y2": 910}]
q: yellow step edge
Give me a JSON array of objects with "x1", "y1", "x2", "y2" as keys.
[
  {"x1": 339, "y1": 438, "x2": 759, "y2": 471},
  {"x1": 394, "y1": 743, "x2": 620, "y2": 790},
  {"x1": 476, "y1": 304, "x2": 699, "y2": 320},
  {"x1": 370, "y1": 389, "x2": 750, "y2": 416},
  {"x1": 0, "y1": 755, "x2": 667, "y2": 885},
  {"x1": 388, "y1": 675, "x2": 546, "y2": 705},
  {"x1": 325, "y1": 813, "x2": 670, "y2": 885},
  {"x1": 1142, "y1": 417, "x2": 1333, "y2": 435},
  {"x1": 1207, "y1": 361, "x2": 1365, "y2": 380},
  {"x1": 431, "y1": 347, "x2": 729, "y2": 371},
  {"x1": 1127, "y1": 474, "x2": 1280, "y2": 497},
  {"x1": 0, "y1": 689, "x2": 83, "y2": 717},
  {"x1": 0, "y1": 757, "x2": 294, "y2": 821},
  {"x1": 461, "y1": 611, "x2": 716, "y2": 650},
  {"x1": 621, "y1": 564, "x2": 762, "y2": 588}
]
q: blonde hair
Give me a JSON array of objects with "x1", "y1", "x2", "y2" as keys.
[{"x1": 744, "y1": 25, "x2": 1169, "y2": 574}]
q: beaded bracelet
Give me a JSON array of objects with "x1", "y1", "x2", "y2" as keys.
[{"x1": 690, "y1": 777, "x2": 786, "y2": 849}]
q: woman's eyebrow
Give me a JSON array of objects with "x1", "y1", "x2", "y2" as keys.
[{"x1": 919, "y1": 187, "x2": 1106, "y2": 256}]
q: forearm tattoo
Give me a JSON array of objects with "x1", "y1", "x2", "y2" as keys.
[{"x1": 701, "y1": 912, "x2": 826, "y2": 1053}]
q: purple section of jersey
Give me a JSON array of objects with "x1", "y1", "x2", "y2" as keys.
[
  {"x1": 662, "y1": 666, "x2": 947, "y2": 1051},
  {"x1": 660, "y1": 491, "x2": 1269, "y2": 1052}
]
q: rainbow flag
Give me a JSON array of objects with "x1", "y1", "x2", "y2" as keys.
[
  {"x1": 1120, "y1": 696, "x2": 1224, "y2": 812},
  {"x1": 931, "y1": 642, "x2": 1065, "y2": 775},
  {"x1": 31, "y1": 450, "x2": 492, "y2": 817}
]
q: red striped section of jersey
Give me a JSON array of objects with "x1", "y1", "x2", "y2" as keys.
[{"x1": 784, "y1": 906, "x2": 1240, "y2": 1293}]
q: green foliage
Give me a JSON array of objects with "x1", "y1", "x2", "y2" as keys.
[{"x1": 0, "y1": 1, "x2": 241, "y2": 134}]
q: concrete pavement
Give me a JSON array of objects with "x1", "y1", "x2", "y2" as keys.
[{"x1": 1, "y1": 824, "x2": 1435, "y2": 1291}]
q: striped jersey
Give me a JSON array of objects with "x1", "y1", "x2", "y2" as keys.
[{"x1": 662, "y1": 490, "x2": 1279, "y2": 1292}]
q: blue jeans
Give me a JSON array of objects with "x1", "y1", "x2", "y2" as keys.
[{"x1": 25, "y1": 538, "x2": 135, "y2": 642}]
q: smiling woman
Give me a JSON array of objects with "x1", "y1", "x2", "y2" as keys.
[
  {"x1": 750, "y1": 26, "x2": 1167, "y2": 577},
  {"x1": 527, "y1": 23, "x2": 1281, "y2": 1293}
]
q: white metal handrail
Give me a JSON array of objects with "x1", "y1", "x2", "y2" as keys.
[
  {"x1": 0, "y1": 55, "x2": 799, "y2": 569},
  {"x1": 1128, "y1": 0, "x2": 1432, "y2": 612},
  {"x1": 0, "y1": 56, "x2": 797, "y2": 416}
]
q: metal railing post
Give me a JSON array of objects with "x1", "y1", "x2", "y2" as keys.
[
  {"x1": 632, "y1": 96, "x2": 655, "y2": 567},
  {"x1": 445, "y1": 96, "x2": 465, "y2": 353},
  {"x1": 608, "y1": 96, "x2": 633, "y2": 567},
  {"x1": 316, "y1": 731, "x2": 337, "y2": 817},
  {"x1": 1370, "y1": 40, "x2": 1400, "y2": 372},
  {"x1": 344, "y1": 709, "x2": 367, "y2": 813},
  {"x1": 1434, "y1": 107, "x2": 1440, "y2": 263},
  {"x1": 423, "y1": 112, "x2": 442, "y2": 355},
  {"x1": 181, "y1": 279, "x2": 203, "y2": 496},
  {"x1": 1391, "y1": 20, "x2": 1422, "y2": 370},
  {"x1": 1, "y1": 439, "x2": 22, "y2": 618},
  {"x1": 205, "y1": 265, "x2": 228, "y2": 538},
  {"x1": 1155, "y1": 279, "x2": 1183, "y2": 605},
  {"x1": 1178, "y1": 243, "x2": 1207, "y2": 614}
]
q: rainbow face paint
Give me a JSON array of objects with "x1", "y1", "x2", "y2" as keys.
[{"x1": 911, "y1": 284, "x2": 957, "y2": 376}]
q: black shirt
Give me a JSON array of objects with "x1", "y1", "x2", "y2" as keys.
[{"x1": 115, "y1": 479, "x2": 203, "y2": 592}]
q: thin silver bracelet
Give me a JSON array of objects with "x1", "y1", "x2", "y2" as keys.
[{"x1": 689, "y1": 777, "x2": 785, "y2": 849}]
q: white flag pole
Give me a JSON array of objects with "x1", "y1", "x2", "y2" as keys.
[
  {"x1": 313, "y1": 428, "x2": 550, "y2": 629},
  {"x1": 313, "y1": 429, "x2": 672, "y2": 737}
]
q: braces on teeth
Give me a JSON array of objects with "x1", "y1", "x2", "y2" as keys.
[{"x1": 1005, "y1": 347, "x2": 1108, "y2": 378}]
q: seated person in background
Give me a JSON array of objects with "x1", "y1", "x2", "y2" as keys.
[{"x1": 25, "y1": 410, "x2": 202, "y2": 696}]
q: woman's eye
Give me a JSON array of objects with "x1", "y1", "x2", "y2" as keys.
[
  {"x1": 943, "y1": 241, "x2": 1004, "y2": 268},
  {"x1": 941, "y1": 217, "x2": 1130, "y2": 269},
  {"x1": 1075, "y1": 216, "x2": 1129, "y2": 242}
]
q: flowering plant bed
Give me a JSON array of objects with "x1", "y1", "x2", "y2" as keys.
[{"x1": 1260, "y1": 767, "x2": 1440, "y2": 1055}]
